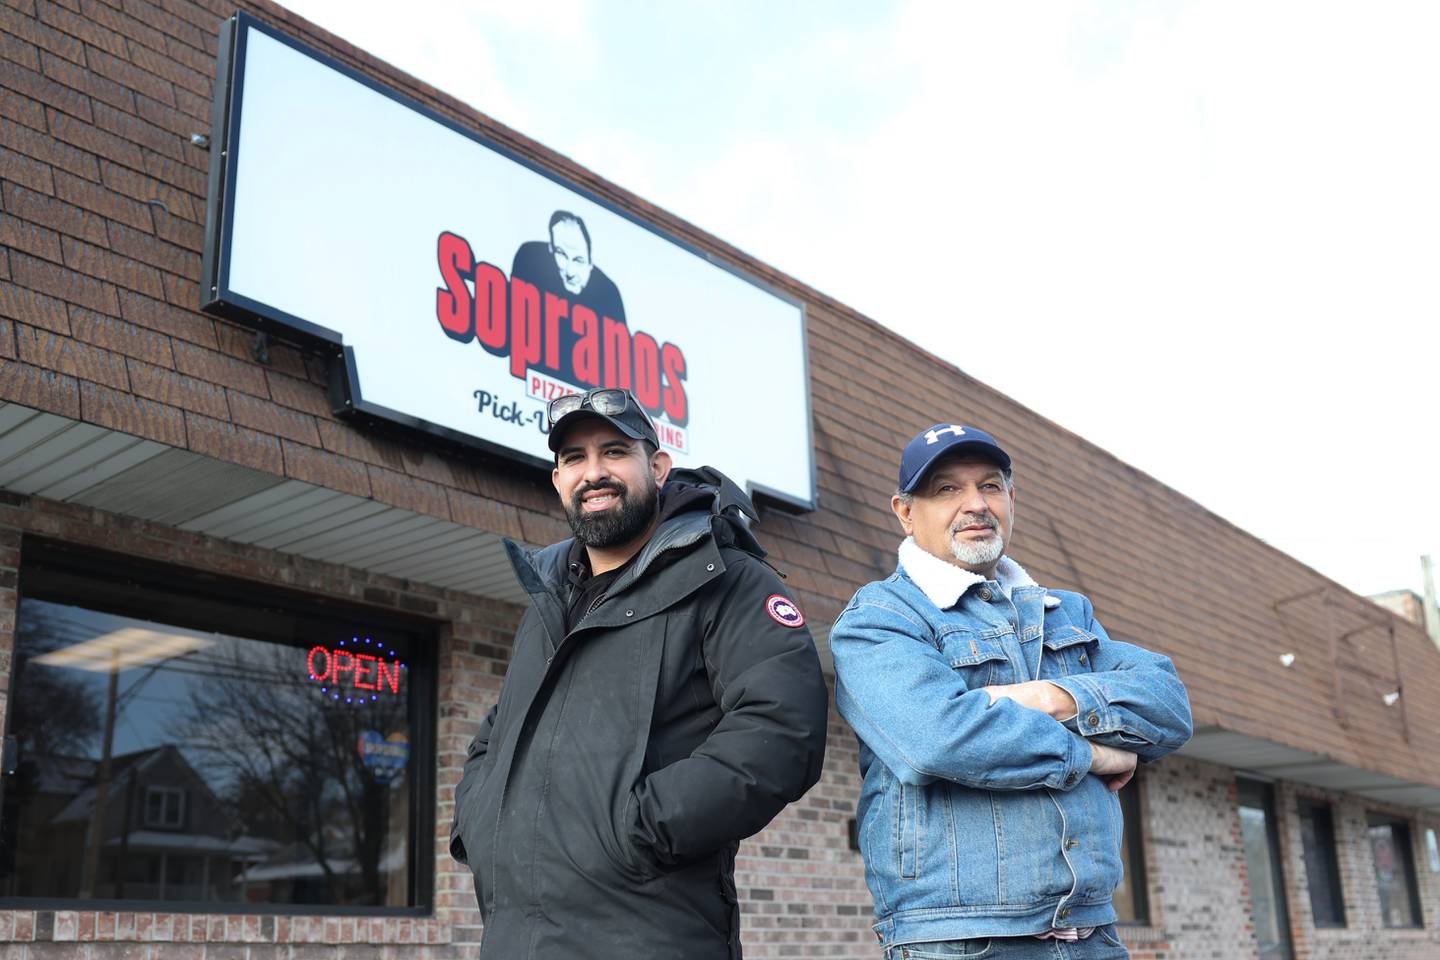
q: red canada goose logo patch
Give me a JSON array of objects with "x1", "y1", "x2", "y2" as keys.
[{"x1": 765, "y1": 594, "x2": 806, "y2": 628}]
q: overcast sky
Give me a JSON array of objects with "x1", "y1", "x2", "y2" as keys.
[{"x1": 279, "y1": 0, "x2": 1440, "y2": 601}]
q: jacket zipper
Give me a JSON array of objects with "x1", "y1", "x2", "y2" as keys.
[{"x1": 547, "y1": 594, "x2": 608, "y2": 665}]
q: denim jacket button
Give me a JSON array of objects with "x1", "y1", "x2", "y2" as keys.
[
  {"x1": 978, "y1": 588, "x2": 992, "y2": 601},
  {"x1": 1087, "y1": 713, "x2": 1100, "y2": 727},
  {"x1": 1064, "y1": 771, "x2": 1078, "y2": 786},
  {"x1": 1059, "y1": 907, "x2": 1072, "y2": 920},
  {"x1": 1066, "y1": 838, "x2": 1080, "y2": 849}
]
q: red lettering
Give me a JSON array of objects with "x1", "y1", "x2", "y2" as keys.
[
  {"x1": 353, "y1": 653, "x2": 378, "y2": 690},
  {"x1": 435, "y1": 232, "x2": 474, "y2": 341},
  {"x1": 436, "y1": 230, "x2": 689, "y2": 419},
  {"x1": 307, "y1": 645, "x2": 332, "y2": 681},
  {"x1": 331, "y1": 650, "x2": 355, "y2": 684},
  {"x1": 510, "y1": 278, "x2": 542, "y2": 379},
  {"x1": 632, "y1": 332, "x2": 661, "y2": 411},
  {"x1": 661, "y1": 343, "x2": 689, "y2": 426},
  {"x1": 572, "y1": 306, "x2": 599, "y2": 384},
  {"x1": 306, "y1": 645, "x2": 404, "y2": 697},
  {"x1": 656, "y1": 422, "x2": 687, "y2": 453},
  {"x1": 603, "y1": 317, "x2": 631, "y2": 389},
  {"x1": 543, "y1": 292, "x2": 568, "y2": 371},
  {"x1": 474, "y1": 262, "x2": 509, "y2": 353}
]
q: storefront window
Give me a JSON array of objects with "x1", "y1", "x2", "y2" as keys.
[
  {"x1": 1366, "y1": 814, "x2": 1422, "y2": 928},
  {"x1": 0, "y1": 541, "x2": 433, "y2": 911},
  {"x1": 1297, "y1": 800, "x2": 1345, "y2": 927},
  {"x1": 1237, "y1": 779, "x2": 1293, "y2": 960}
]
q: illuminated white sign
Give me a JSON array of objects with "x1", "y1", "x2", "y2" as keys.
[{"x1": 203, "y1": 14, "x2": 815, "y2": 510}]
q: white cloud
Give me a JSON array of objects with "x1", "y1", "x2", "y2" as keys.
[
  {"x1": 280, "y1": 0, "x2": 600, "y2": 137},
  {"x1": 630, "y1": 1, "x2": 1440, "y2": 595}
]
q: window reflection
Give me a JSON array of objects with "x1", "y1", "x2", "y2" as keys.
[
  {"x1": 1237, "y1": 780, "x2": 1293, "y2": 960},
  {"x1": 1366, "y1": 816, "x2": 1422, "y2": 928},
  {"x1": 2, "y1": 597, "x2": 417, "y2": 908}
]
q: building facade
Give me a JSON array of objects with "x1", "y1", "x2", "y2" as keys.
[{"x1": 0, "y1": 1, "x2": 1438, "y2": 958}]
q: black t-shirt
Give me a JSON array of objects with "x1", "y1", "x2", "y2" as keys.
[{"x1": 564, "y1": 541, "x2": 631, "y2": 633}]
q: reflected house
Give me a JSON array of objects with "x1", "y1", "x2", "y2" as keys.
[
  {"x1": 236, "y1": 839, "x2": 408, "y2": 906},
  {"x1": 17, "y1": 746, "x2": 275, "y2": 902}
]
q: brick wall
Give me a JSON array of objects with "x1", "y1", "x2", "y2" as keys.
[
  {"x1": 1115, "y1": 757, "x2": 1440, "y2": 960},
  {"x1": 1121, "y1": 758, "x2": 1257, "y2": 960},
  {"x1": 735, "y1": 685, "x2": 873, "y2": 958},
  {"x1": 1276, "y1": 782, "x2": 1440, "y2": 960}
]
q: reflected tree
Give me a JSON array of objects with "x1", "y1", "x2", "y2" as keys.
[
  {"x1": 10, "y1": 604, "x2": 102, "y2": 759},
  {"x1": 181, "y1": 639, "x2": 408, "y2": 904}
]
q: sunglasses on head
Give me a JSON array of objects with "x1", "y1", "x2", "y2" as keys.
[{"x1": 546, "y1": 388, "x2": 632, "y2": 428}]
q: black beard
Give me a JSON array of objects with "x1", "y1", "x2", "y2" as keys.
[{"x1": 565, "y1": 479, "x2": 659, "y2": 549}]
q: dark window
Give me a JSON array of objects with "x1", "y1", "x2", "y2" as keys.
[
  {"x1": 1238, "y1": 779, "x2": 1294, "y2": 960},
  {"x1": 1112, "y1": 776, "x2": 1149, "y2": 924},
  {"x1": 1366, "y1": 813, "x2": 1422, "y2": 928},
  {"x1": 0, "y1": 540, "x2": 435, "y2": 913},
  {"x1": 143, "y1": 787, "x2": 186, "y2": 830},
  {"x1": 1296, "y1": 800, "x2": 1345, "y2": 927}
]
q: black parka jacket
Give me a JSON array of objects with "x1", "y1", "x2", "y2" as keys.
[{"x1": 450, "y1": 468, "x2": 829, "y2": 959}]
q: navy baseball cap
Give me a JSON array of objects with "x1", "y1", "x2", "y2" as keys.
[
  {"x1": 897, "y1": 424, "x2": 1012, "y2": 493},
  {"x1": 547, "y1": 388, "x2": 659, "y2": 452}
]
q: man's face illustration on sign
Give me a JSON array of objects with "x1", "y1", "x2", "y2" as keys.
[{"x1": 550, "y1": 218, "x2": 594, "y2": 295}]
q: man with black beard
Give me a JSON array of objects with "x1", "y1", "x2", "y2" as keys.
[{"x1": 450, "y1": 388, "x2": 828, "y2": 960}]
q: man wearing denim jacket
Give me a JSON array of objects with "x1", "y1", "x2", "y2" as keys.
[{"x1": 831, "y1": 424, "x2": 1193, "y2": 959}]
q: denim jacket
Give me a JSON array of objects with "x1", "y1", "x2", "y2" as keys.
[{"x1": 831, "y1": 540, "x2": 1193, "y2": 948}]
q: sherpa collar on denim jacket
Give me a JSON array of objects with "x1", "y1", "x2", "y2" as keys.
[{"x1": 896, "y1": 536, "x2": 1062, "y2": 611}]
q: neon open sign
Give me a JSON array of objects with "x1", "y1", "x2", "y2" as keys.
[{"x1": 307, "y1": 637, "x2": 406, "y2": 704}]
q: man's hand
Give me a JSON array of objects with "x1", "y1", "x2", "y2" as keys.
[
  {"x1": 1088, "y1": 742, "x2": 1137, "y2": 791},
  {"x1": 982, "y1": 680, "x2": 1077, "y2": 721}
]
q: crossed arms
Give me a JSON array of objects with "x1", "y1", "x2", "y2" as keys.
[{"x1": 831, "y1": 594, "x2": 1193, "y2": 791}]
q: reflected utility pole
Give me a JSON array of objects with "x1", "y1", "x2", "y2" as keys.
[{"x1": 79, "y1": 648, "x2": 120, "y2": 899}]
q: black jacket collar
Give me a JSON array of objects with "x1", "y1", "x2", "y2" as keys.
[{"x1": 507, "y1": 466, "x2": 763, "y2": 603}]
